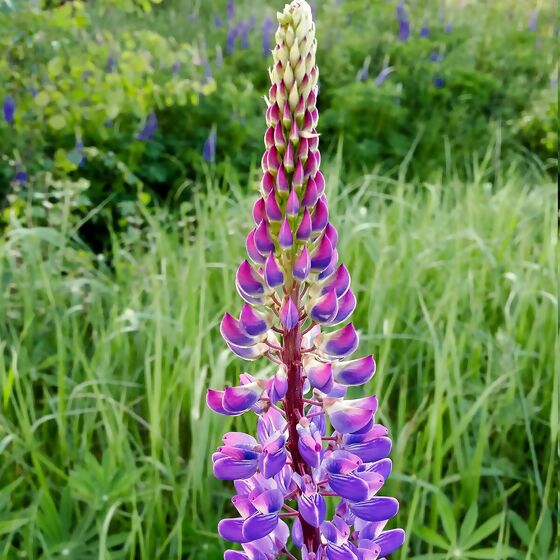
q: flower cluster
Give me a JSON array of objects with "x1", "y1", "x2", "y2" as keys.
[{"x1": 206, "y1": 2, "x2": 404, "y2": 558}]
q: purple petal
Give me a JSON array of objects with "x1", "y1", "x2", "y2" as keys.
[
  {"x1": 237, "y1": 260, "x2": 265, "y2": 296},
  {"x1": 221, "y1": 313, "x2": 257, "y2": 347},
  {"x1": 324, "y1": 396, "x2": 378, "y2": 433},
  {"x1": 246, "y1": 230, "x2": 266, "y2": 264},
  {"x1": 278, "y1": 219, "x2": 294, "y2": 249},
  {"x1": 309, "y1": 289, "x2": 338, "y2": 323},
  {"x1": 326, "y1": 543, "x2": 358, "y2": 560},
  {"x1": 280, "y1": 297, "x2": 299, "y2": 330},
  {"x1": 329, "y1": 289, "x2": 356, "y2": 325},
  {"x1": 333, "y1": 355, "x2": 376, "y2": 386},
  {"x1": 242, "y1": 512, "x2": 279, "y2": 541},
  {"x1": 218, "y1": 518, "x2": 249, "y2": 543},
  {"x1": 310, "y1": 234, "x2": 333, "y2": 272},
  {"x1": 239, "y1": 304, "x2": 271, "y2": 336},
  {"x1": 324, "y1": 223, "x2": 338, "y2": 248},
  {"x1": 222, "y1": 432, "x2": 258, "y2": 447},
  {"x1": 283, "y1": 143, "x2": 295, "y2": 172},
  {"x1": 276, "y1": 165, "x2": 289, "y2": 192},
  {"x1": 314, "y1": 171, "x2": 325, "y2": 196},
  {"x1": 347, "y1": 437, "x2": 392, "y2": 463},
  {"x1": 302, "y1": 176, "x2": 318, "y2": 207},
  {"x1": 264, "y1": 253, "x2": 284, "y2": 288},
  {"x1": 265, "y1": 192, "x2": 283, "y2": 221},
  {"x1": 260, "y1": 446, "x2": 287, "y2": 478},
  {"x1": 207, "y1": 389, "x2": 240, "y2": 416},
  {"x1": 294, "y1": 247, "x2": 311, "y2": 281},
  {"x1": 213, "y1": 456, "x2": 258, "y2": 480},
  {"x1": 292, "y1": 517, "x2": 304, "y2": 548},
  {"x1": 286, "y1": 189, "x2": 300, "y2": 216},
  {"x1": 373, "y1": 528, "x2": 405, "y2": 556},
  {"x1": 318, "y1": 323, "x2": 359, "y2": 358},
  {"x1": 322, "y1": 265, "x2": 350, "y2": 297},
  {"x1": 298, "y1": 493, "x2": 326, "y2": 528},
  {"x1": 267, "y1": 147, "x2": 280, "y2": 175},
  {"x1": 253, "y1": 198, "x2": 266, "y2": 225},
  {"x1": 226, "y1": 341, "x2": 268, "y2": 361},
  {"x1": 255, "y1": 220, "x2": 275, "y2": 254},
  {"x1": 328, "y1": 473, "x2": 369, "y2": 502},
  {"x1": 261, "y1": 171, "x2": 275, "y2": 195},
  {"x1": 312, "y1": 196, "x2": 329, "y2": 232},
  {"x1": 224, "y1": 551, "x2": 250, "y2": 560},
  {"x1": 223, "y1": 381, "x2": 263, "y2": 413},
  {"x1": 297, "y1": 209, "x2": 312, "y2": 241},
  {"x1": 323, "y1": 450, "x2": 363, "y2": 475},
  {"x1": 350, "y1": 497, "x2": 399, "y2": 522},
  {"x1": 250, "y1": 489, "x2": 284, "y2": 514},
  {"x1": 303, "y1": 356, "x2": 333, "y2": 392},
  {"x1": 293, "y1": 160, "x2": 304, "y2": 188}
]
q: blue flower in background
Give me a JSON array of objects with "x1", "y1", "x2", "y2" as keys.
[
  {"x1": 374, "y1": 62, "x2": 394, "y2": 86},
  {"x1": 528, "y1": 10, "x2": 539, "y2": 32},
  {"x1": 203, "y1": 128, "x2": 217, "y2": 163},
  {"x1": 396, "y1": 3, "x2": 406, "y2": 21},
  {"x1": 214, "y1": 15, "x2": 222, "y2": 28},
  {"x1": 239, "y1": 21, "x2": 250, "y2": 50},
  {"x1": 357, "y1": 64, "x2": 369, "y2": 81},
  {"x1": 82, "y1": 70, "x2": 91, "y2": 82},
  {"x1": 172, "y1": 61, "x2": 181, "y2": 75},
  {"x1": 420, "y1": 23, "x2": 429, "y2": 38},
  {"x1": 227, "y1": 0, "x2": 234, "y2": 22},
  {"x1": 136, "y1": 112, "x2": 158, "y2": 142},
  {"x1": 433, "y1": 76, "x2": 445, "y2": 88},
  {"x1": 76, "y1": 137, "x2": 86, "y2": 167},
  {"x1": 430, "y1": 50, "x2": 443, "y2": 62},
  {"x1": 262, "y1": 17, "x2": 275, "y2": 56},
  {"x1": 444, "y1": 22, "x2": 452, "y2": 33},
  {"x1": 3, "y1": 94, "x2": 15, "y2": 124},
  {"x1": 226, "y1": 25, "x2": 238, "y2": 55}
]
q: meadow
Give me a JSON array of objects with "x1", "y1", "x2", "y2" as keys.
[{"x1": 0, "y1": 0, "x2": 558, "y2": 558}]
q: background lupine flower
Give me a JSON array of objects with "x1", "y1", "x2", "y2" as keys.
[
  {"x1": 263, "y1": 17, "x2": 275, "y2": 56},
  {"x1": 106, "y1": 55, "x2": 116, "y2": 73},
  {"x1": 206, "y1": 2, "x2": 404, "y2": 558},
  {"x1": 356, "y1": 56, "x2": 370, "y2": 81},
  {"x1": 528, "y1": 10, "x2": 539, "y2": 32},
  {"x1": 203, "y1": 127, "x2": 217, "y2": 162},
  {"x1": 227, "y1": 0, "x2": 235, "y2": 22},
  {"x1": 215, "y1": 15, "x2": 223, "y2": 28},
  {"x1": 14, "y1": 164, "x2": 28, "y2": 184},
  {"x1": 444, "y1": 22, "x2": 452, "y2": 33},
  {"x1": 433, "y1": 76, "x2": 445, "y2": 88},
  {"x1": 3, "y1": 94, "x2": 15, "y2": 124},
  {"x1": 420, "y1": 22, "x2": 429, "y2": 38},
  {"x1": 135, "y1": 111, "x2": 158, "y2": 141},
  {"x1": 374, "y1": 58, "x2": 394, "y2": 87},
  {"x1": 227, "y1": 25, "x2": 239, "y2": 55},
  {"x1": 396, "y1": 4, "x2": 410, "y2": 42}
]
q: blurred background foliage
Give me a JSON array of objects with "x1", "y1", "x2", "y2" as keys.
[{"x1": 0, "y1": 0, "x2": 557, "y2": 247}]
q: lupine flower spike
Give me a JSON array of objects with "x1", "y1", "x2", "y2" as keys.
[{"x1": 207, "y1": 2, "x2": 404, "y2": 558}]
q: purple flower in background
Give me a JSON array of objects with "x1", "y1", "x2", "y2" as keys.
[
  {"x1": 135, "y1": 111, "x2": 158, "y2": 141},
  {"x1": 215, "y1": 15, "x2": 223, "y2": 28},
  {"x1": 528, "y1": 10, "x2": 539, "y2": 32},
  {"x1": 374, "y1": 61, "x2": 394, "y2": 86},
  {"x1": 203, "y1": 128, "x2": 217, "y2": 162},
  {"x1": 430, "y1": 50, "x2": 443, "y2": 62},
  {"x1": 14, "y1": 165, "x2": 27, "y2": 184},
  {"x1": 76, "y1": 137, "x2": 86, "y2": 167},
  {"x1": 3, "y1": 95, "x2": 15, "y2": 124},
  {"x1": 262, "y1": 17, "x2": 275, "y2": 56},
  {"x1": 240, "y1": 21, "x2": 250, "y2": 50},
  {"x1": 226, "y1": 25, "x2": 239, "y2": 55},
  {"x1": 206, "y1": 2, "x2": 405, "y2": 557},
  {"x1": 82, "y1": 70, "x2": 91, "y2": 82},
  {"x1": 433, "y1": 76, "x2": 445, "y2": 88},
  {"x1": 172, "y1": 61, "x2": 181, "y2": 75},
  {"x1": 420, "y1": 23, "x2": 429, "y2": 38},
  {"x1": 227, "y1": 0, "x2": 234, "y2": 22},
  {"x1": 444, "y1": 22, "x2": 452, "y2": 33},
  {"x1": 106, "y1": 55, "x2": 116, "y2": 73},
  {"x1": 357, "y1": 65, "x2": 369, "y2": 81},
  {"x1": 396, "y1": 4, "x2": 410, "y2": 41}
]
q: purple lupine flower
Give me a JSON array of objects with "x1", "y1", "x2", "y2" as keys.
[
  {"x1": 433, "y1": 76, "x2": 445, "y2": 88},
  {"x1": 106, "y1": 55, "x2": 116, "y2": 73},
  {"x1": 206, "y1": 2, "x2": 405, "y2": 557},
  {"x1": 227, "y1": 0, "x2": 235, "y2": 22},
  {"x1": 76, "y1": 137, "x2": 86, "y2": 167},
  {"x1": 226, "y1": 25, "x2": 239, "y2": 55},
  {"x1": 374, "y1": 59, "x2": 394, "y2": 87},
  {"x1": 203, "y1": 128, "x2": 217, "y2": 162},
  {"x1": 82, "y1": 70, "x2": 91, "y2": 82},
  {"x1": 429, "y1": 50, "x2": 443, "y2": 62},
  {"x1": 14, "y1": 165, "x2": 28, "y2": 184},
  {"x1": 444, "y1": 22, "x2": 452, "y2": 33},
  {"x1": 135, "y1": 111, "x2": 158, "y2": 141},
  {"x1": 3, "y1": 95, "x2": 15, "y2": 124},
  {"x1": 239, "y1": 20, "x2": 251, "y2": 50},
  {"x1": 396, "y1": 4, "x2": 410, "y2": 41},
  {"x1": 528, "y1": 10, "x2": 539, "y2": 32},
  {"x1": 215, "y1": 15, "x2": 223, "y2": 28},
  {"x1": 357, "y1": 57, "x2": 370, "y2": 81},
  {"x1": 262, "y1": 17, "x2": 275, "y2": 56},
  {"x1": 171, "y1": 61, "x2": 181, "y2": 75},
  {"x1": 420, "y1": 22, "x2": 429, "y2": 38}
]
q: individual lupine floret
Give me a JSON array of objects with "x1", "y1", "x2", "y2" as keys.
[{"x1": 206, "y1": 2, "x2": 404, "y2": 558}]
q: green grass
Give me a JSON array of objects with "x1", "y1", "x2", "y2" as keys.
[{"x1": 0, "y1": 161, "x2": 557, "y2": 559}]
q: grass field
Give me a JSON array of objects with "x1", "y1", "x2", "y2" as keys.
[{"x1": 0, "y1": 158, "x2": 557, "y2": 559}]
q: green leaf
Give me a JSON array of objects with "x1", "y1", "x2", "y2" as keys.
[
  {"x1": 437, "y1": 493, "x2": 457, "y2": 544},
  {"x1": 34, "y1": 91, "x2": 50, "y2": 107},
  {"x1": 463, "y1": 513, "x2": 503, "y2": 550},
  {"x1": 467, "y1": 547, "x2": 518, "y2": 559},
  {"x1": 47, "y1": 56, "x2": 64, "y2": 77},
  {"x1": 537, "y1": 508, "x2": 552, "y2": 554},
  {"x1": 507, "y1": 511, "x2": 531, "y2": 547},
  {"x1": 459, "y1": 503, "x2": 479, "y2": 546},
  {"x1": 415, "y1": 525, "x2": 450, "y2": 550}
]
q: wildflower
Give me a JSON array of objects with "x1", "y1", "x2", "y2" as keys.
[
  {"x1": 207, "y1": 2, "x2": 404, "y2": 556},
  {"x1": 262, "y1": 17, "x2": 275, "y2": 56},
  {"x1": 374, "y1": 58, "x2": 394, "y2": 87},
  {"x1": 3, "y1": 94, "x2": 15, "y2": 124},
  {"x1": 226, "y1": 25, "x2": 239, "y2": 55},
  {"x1": 14, "y1": 164, "x2": 27, "y2": 184},
  {"x1": 357, "y1": 55, "x2": 370, "y2": 81},
  {"x1": 528, "y1": 10, "x2": 539, "y2": 32},
  {"x1": 227, "y1": 0, "x2": 235, "y2": 22},
  {"x1": 203, "y1": 127, "x2": 217, "y2": 162},
  {"x1": 172, "y1": 61, "x2": 181, "y2": 75},
  {"x1": 135, "y1": 111, "x2": 158, "y2": 141},
  {"x1": 240, "y1": 20, "x2": 251, "y2": 50},
  {"x1": 106, "y1": 55, "x2": 116, "y2": 73},
  {"x1": 420, "y1": 22, "x2": 429, "y2": 38},
  {"x1": 215, "y1": 15, "x2": 223, "y2": 28},
  {"x1": 433, "y1": 76, "x2": 445, "y2": 88},
  {"x1": 396, "y1": 4, "x2": 410, "y2": 41},
  {"x1": 444, "y1": 22, "x2": 452, "y2": 33}
]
